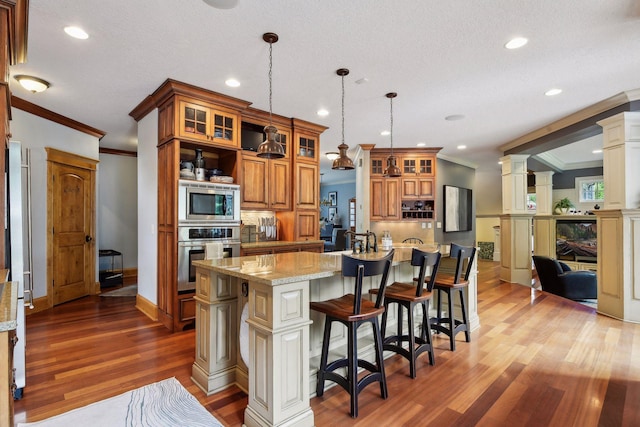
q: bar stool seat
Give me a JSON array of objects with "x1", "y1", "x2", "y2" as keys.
[
  {"x1": 430, "y1": 243, "x2": 476, "y2": 351},
  {"x1": 311, "y1": 249, "x2": 395, "y2": 418},
  {"x1": 372, "y1": 248, "x2": 441, "y2": 378}
]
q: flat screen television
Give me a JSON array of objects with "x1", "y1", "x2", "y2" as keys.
[
  {"x1": 241, "y1": 122, "x2": 265, "y2": 152},
  {"x1": 443, "y1": 185, "x2": 472, "y2": 232},
  {"x1": 556, "y1": 219, "x2": 597, "y2": 262}
]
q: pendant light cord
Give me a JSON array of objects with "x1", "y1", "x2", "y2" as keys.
[
  {"x1": 341, "y1": 74, "x2": 345, "y2": 145},
  {"x1": 268, "y1": 40, "x2": 273, "y2": 126},
  {"x1": 390, "y1": 95, "x2": 394, "y2": 154}
]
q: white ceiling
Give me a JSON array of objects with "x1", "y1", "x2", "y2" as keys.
[{"x1": 9, "y1": 1, "x2": 640, "y2": 183}]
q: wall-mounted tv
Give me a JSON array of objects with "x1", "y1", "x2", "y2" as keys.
[
  {"x1": 443, "y1": 185, "x2": 472, "y2": 232},
  {"x1": 556, "y1": 219, "x2": 597, "y2": 262}
]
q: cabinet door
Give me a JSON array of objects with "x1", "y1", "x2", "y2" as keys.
[
  {"x1": 179, "y1": 101, "x2": 210, "y2": 142},
  {"x1": 371, "y1": 156, "x2": 385, "y2": 175},
  {"x1": 402, "y1": 177, "x2": 434, "y2": 198},
  {"x1": 241, "y1": 155, "x2": 269, "y2": 209},
  {"x1": 371, "y1": 178, "x2": 400, "y2": 220},
  {"x1": 210, "y1": 108, "x2": 239, "y2": 148},
  {"x1": 296, "y1": 210, "x2": 319, "y2": 241},
  {"x1": 402, "y1": 155, "x2": 435, "y2": 176},
  {"x1": 295, "y1": 162, "x2": 318, "y2": 210},
  {"x1": 269, "y1": 159, "x2": 291, "y2": 210},
  {"x1": 296, "y1": 133, "x2": 318, "y2": 162}
]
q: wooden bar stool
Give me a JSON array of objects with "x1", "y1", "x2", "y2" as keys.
[
  {"x1": 311, "y1": 249, "x2": 395, "y2": 418},
  {"x1": 372, "y1": 248, "x2": 441, "y2": 378},
  {"x1": 430, "y1": 243, "x2": 476, "y2": 351}
]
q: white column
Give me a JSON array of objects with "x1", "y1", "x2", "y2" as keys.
[
  {"x1": 499, "y1": 155, "x2": 533, "y2": 286},
  {"x1": 596, "y1": 112, "x2": 640, "y2": 322},
  {"x1": 534, "y1": 171, "x2": 555, "y2": 216}
]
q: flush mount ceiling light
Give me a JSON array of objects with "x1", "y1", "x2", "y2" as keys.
[
  {"x1": 202, "y1": 0, "x2": 239, "y2": 9},
  {"x1": 505, "y1": 37, "x2": 528, "y2": 49},
  {"x1": 332, "y1": 68, "x2": 355, "y2": 170},
  {"x1": 383, "y1": 92, "x2": 401, "y2": 177},
  {"x1": 326, "y1": 152, "x2": 339, "y2": 161},
  {"x1": 14, "y1": 75, "x2": 50, "y2": 93},
  {"x1": 257, "y1": 33, "x2": 285, "y2": 159}
]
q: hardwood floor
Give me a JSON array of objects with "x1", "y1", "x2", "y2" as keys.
[{"x1": 13, "y1": 261, "x2": 640, "y2": 426}]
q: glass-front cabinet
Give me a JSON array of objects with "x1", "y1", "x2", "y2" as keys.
[{"x1": 178, "y1": 100, "x2": 239, "y2": 148}]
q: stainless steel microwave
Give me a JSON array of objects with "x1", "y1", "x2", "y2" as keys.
[{"x1": 178, "y1": 180, "x2": 240, "y2": 223}]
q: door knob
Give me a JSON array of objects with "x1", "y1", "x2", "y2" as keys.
[{"x1": 85, "y1": 235, "x2": 93, "y2": 243}]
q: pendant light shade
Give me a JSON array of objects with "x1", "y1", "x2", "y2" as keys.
[
  {"x1": 331, "y1": 68, "x2": 355, "y2": 170},
  {"x1": 257, "y1": 33, "x2": 285, "y2": 159},
  {"x1": 383, "y1": 92, "x2": 401, "y2": 177}
]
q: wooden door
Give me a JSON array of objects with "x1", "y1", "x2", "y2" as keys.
[{"x1": 48, "y1": 150, "x2": 96, "y2": 306}]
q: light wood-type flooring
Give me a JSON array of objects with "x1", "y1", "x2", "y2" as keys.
[{"x1": 13, "y1": 261, "x2": 640, "y2": 426}]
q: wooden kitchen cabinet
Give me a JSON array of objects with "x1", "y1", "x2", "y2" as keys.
[
  {"x1": 401, "y1": 177, "x2": 435, "y2": 199},
  {"x1": 1, "y1": 329, "x2": 16, "y2": 427},
  {"x1": 401, "y1": 154, "x2": 435, "y2": 176},
  {"x1": 178, "y1": 99, "x2": 239, "y2": 148},
  {"x1": 371, "y1": 178, "x2": 400, "y2": 220},
  {"x1": 240, "y1": 153, "x2": 291, "y2": 210}
]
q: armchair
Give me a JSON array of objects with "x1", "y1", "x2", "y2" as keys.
[
  {"x1": 324, "y1": 228, "x2": 347, "y2": 252},
  {"x1": 532, "y1": 255, "x2": 597, "y2": 300}
]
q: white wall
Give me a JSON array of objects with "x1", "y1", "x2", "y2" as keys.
[
  {"x1": 10, "y1": 108, "x2": 100, "y2": 299},
  {"x1": 136, "y1": 110, "x2": 158, "y2": 303},
  {"x1": 98, "y1": 153, "x2": 138, "y2": 268}
]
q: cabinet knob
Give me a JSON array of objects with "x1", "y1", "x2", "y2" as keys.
[
  {"x1": 11, "y1": 334, "x2": 19, "y2": 347},
  {"x1": 85, "y1": 235, "x2": 93, "y2": 243}
]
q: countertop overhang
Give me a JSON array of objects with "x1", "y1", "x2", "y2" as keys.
[
  {"x1": 0, "y1": 282, "x2": 18, "y2": 331},
  {"x1": 194, "y1": 245, "x2": 439, "y2": 286}
]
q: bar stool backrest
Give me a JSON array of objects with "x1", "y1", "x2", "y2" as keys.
[
  {"x1": 411, "y1": 248, "x2": 442, "y2": 297},
  {"x1": 342, "y1": 249, "x2": 395, "y2": 314},
  {"x1": 450, "y1": 243, "x2": 477, "y2": 283}
]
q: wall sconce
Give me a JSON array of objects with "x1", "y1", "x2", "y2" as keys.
[{"x1": 14, "y1": 75, "x2": 50, "y2": 93}]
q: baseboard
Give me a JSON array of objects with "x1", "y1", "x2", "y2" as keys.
[
  {"x1": 25, "y1": 295, "x2": 51, "y2": 315},
  {"x1": 135, "y1": 293, "x2": 158, "y2": 321},
  {"x1": 123, "y1": 267, "x2": 137, "y2": 285}
]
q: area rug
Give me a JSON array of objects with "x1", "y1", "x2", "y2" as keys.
[
  {"x1": 18, "y1": 377, "x2": 222, "y2": 427},
  {"x1": 100, "y1": 284, "x2": 137, "y2": 297}
]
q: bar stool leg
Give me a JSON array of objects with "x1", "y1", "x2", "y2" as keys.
[
  {"x1": 458, "y1": 288, "x2": 471, "y2": 342},
  {"x1": 446, "y1": 288, "x2": 455, "y2": 351},
  {"x1": 316, "y1": 317, "x2": 333, "y2": 397},
  {"x1": 407, "y1": 303, "x2": 417, "y2": 379},
  {"x1": 372, "y1": 317, "x2": 388, "y2": 399},
  {"x1": 435, "y1": 288, "x2": 443, "y2": 335},
  {"x1": 421, "y1": 301, "x2": 435, "y2": 365},
  {"x1": 348, "y1": 322, "x2": 358, "y2": 418}
]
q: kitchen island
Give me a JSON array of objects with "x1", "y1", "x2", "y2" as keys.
[{"x1": 191, "y1": 246, "x2": 478, "y2": 427}]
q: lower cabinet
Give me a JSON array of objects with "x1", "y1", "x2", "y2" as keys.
[{"x1": 1, "y1": 329, "x2": 16, "y2": 427}]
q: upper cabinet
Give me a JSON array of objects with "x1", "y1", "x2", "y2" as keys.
[
  {"x1": 369, "y1": 147, "x2": 441, "y2": 221},
  {"x1": 178, "y1": 99, "x2": 239, "y2": 148}
]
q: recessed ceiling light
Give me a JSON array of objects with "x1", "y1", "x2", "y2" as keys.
[
  {"x1": 64, "y1": 26, "x2": 89, "y2": 40},
  {"x1": 498, "y1": 161, "x2": 503, "y2": 165},
  {"x1": 202, "y1": 0, "x2": 238, "y2": 9},
  {"x1": 225, "y1": 78, "x2": 240, "y2": 87},
  {"x1": 317, "y1": 109, "x2": 329, "y2": 117},
  {"x1": 505, "y1": 37, "x2": 528, "y2": 50},
  {"x1": 445, "y1": 114, "x2": 465, "y2": 121},
  {"x1": 457, "y1": 145, "x2": 467, "y2": 150},
  {"x1": 380, "y1": 130, "x2": 390, "y2": 136},
  {"x1": 545, "y1": 88, "x2": 562, "y2": 96},
  {"x1": 592, "y1": 149, "x2": 602, "y2": 154},
  {"x1": 416, "y1": 142, "x2": 426, "y2": 147}
]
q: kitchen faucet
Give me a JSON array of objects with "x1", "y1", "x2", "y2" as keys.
[{"x1": 344, "y1": 230, "x2": 378, "y2": 253}]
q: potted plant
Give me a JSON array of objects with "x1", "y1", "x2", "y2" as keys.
[{"x1": 554, "y1": 197, "x2": 574, "y2": 214}]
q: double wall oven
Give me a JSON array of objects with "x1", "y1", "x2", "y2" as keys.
[{"x1": 177, "y1": 180, "x2": 241, "y2": 293}]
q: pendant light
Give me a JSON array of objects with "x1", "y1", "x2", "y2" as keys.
[
  {"x1": 257, "y1": 32, "x2": 285, "y2": 159},
  {"x1": 331, "y1": 68, "x2": 355, "y2": 170},
  {"x1": 383, "y1": 92, "x2": 401, "y2": 177}
]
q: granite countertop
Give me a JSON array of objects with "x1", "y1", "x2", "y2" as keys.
[
  {"x1": 0, "y1": 281, "x2": 18, "y2": 332},
  {"x1": 241, "y1": 240, "x2": 324, "y2": 249},
  {"x1": 194, "y1": 245, "x2": 439, "y2": 286}
]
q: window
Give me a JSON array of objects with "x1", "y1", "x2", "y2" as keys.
[{"x1": 576, "y1": 176, "x2": 604, "y2": 203}]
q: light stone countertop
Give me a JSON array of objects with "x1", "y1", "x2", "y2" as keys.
[
  {"x1": 0, "y1": 281, "x2": 18, "y2": 332},
  {"x1": 240, "y1": 240, "x2": 324, "y2": 249},
  {"x1": 194, "y1": 245, "x2": 440, "y2": 286}
]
